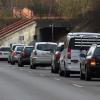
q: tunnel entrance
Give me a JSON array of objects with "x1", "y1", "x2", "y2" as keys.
[
  {"x1": 35, "y1": 19, "x2": 73, "y2": 42},
  {"x1": 39, "y1": 27, "x2": 69, "y2": 42}
]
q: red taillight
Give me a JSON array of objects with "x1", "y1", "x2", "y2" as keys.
[
  {"x1": 12, "y1": 51, "x2": 16, "y2": 56},
  {"x1": 87, "y1": 58, "x2": 96, "y2": 66},
  {"x1": 67, "y1": 48, "x2": 71, "y2": 59},
  {"x1": 55, "y1": 52, "x2": 61, "y2": 61}
]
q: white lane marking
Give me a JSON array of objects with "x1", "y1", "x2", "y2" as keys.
[
  {"x1": 54, "y1": 78, "x2": 60, "y2": 81},
  {"x1": 72, "y1": 84, "x2": 83, "y2": 88},
  {"x1": 39, "y1": 74, "x2": 45, "y2": 76}
]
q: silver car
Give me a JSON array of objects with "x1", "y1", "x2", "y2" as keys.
[
  {"x1": 0, "y1": 46, "x2": 10, "y2": 60},
  {"x1": 10, "y1": 46, "x2": 25, "y2": 65},
  {"x1": 30, "y1": 42, "x2": 57, "y2": 69}
]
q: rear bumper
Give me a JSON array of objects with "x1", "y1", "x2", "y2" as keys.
[
  {"x1": 88, "y1": 67, "x2": 100, "y2": 77},
  {"x1": 21, "y1": 58, "x2": 30, "y2": 65},
  {"x1": 65, "y1": 62, "x2": 80, "y2": 72},
  {"x1": 32, "y1": 57, "x2": 52, "y2": 65}
]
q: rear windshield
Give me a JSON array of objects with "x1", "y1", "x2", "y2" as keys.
[
  {"x1": 24, "y1": 47, "x2": 34, "y2": 53},
  {"x1": 0, "y1": 47, "x2": 10, "y2": 51},
  {"x1": 12, "y1": 45, "x2": 24, "y2": 50},
  {"x1": 68, "y1": 38, "x2": 91, "y2": 50},
  {"x1": 17, "y1": 47, "x2": 24, "y2": 51},
  {"x1": 56, "y1": 45, "x2": 64, "y2": 52},
  {"x1": 93, "y1": 47, "x2": 100, "y2": 56},
  {"x1": 37, "y1": 44, "x2": 57, "y2": 51}
]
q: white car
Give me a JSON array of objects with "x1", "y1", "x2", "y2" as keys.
[
  {"x1": 59, "y1": 32, "x2": 100, "y2": 77},
  {"x1": 0, "y1": 46, "x2": 10, "y2": 60},
  {"x1": 30, "y1": 42, "x2": 57, "y2": 69}
]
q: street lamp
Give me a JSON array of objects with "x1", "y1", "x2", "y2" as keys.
[{"x1": 50, "y1": 24, "x2": 54, "y2": 42}]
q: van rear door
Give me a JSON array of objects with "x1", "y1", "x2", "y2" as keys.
[{"x1": 67, "y1": 38, "x2": 81, "y2": 71}]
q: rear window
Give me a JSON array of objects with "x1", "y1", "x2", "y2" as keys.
[
  {"x1": 0, "y1": 47, "x2": 10, "y2": 51},
  {"x1": 24, "y1": 47, "x2": 34, "y2": 53},
  {"x1": 37, "y1": 44, "x2": 57, "y2": 51},
  {"x1": 93, "y1": 47, "x2": 100, "y2": 56},
  {"x1": 17, "y1": 47, "x2": 24, "y2": 51},
  {"x1": 68, "y1": 38, "x2": 91, "y2": 50},
  {"x1": 12, "y1": 45, "x2": 24, "y2": 50},
  {"x1": 56, "y1": 45, "x2": 64, "y2": 52}
]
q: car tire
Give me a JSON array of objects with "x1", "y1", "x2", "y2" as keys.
[
  {"x1": 85, "y1": 67, "x2": 91, "y2": 81},
  {"x1": 65, "y1": 71, "x2": 70, "y2": 77},
  {"x1": 20, "y1": 62, "x2": 24, "y2": 67},
  {"x1": 18, "y1": 60, "x2": 24, "y2": 67},
  {"x1": 59, "y1": 67, "x2": 64, "y2": 77},
  {"x1": 51, "y1": 66, "x2": 54, "y2": 73},
  {"x1": 30, "y1": 64, "x2": 36, "y2": 69},
  {"x1": 8, "y1": 60, "x2": 10, "y2": 63},
  {"x1": 11, "y1": 61, "x2": 15, "y2": 65},
  {"x1": 18, "y1": 62, "x2": 21, "y2": 67}
]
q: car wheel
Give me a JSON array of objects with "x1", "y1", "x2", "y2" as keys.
[
  {"x1": 59, "y1": 67, "x2": 64, "y2": 77},
  {"x1": 65, "y1": 71, "x2": 70, "y2": 77},
  {"x1": 11, "y1": 61, "x2": 15, "y2": 65},
  {"x1": 20, "y1": 62, "x2": 24, "y2": 67},
  {"x1": 8, "y1": 60, "x2": 10, "y2": 63},
  {"x1": 30, "y1": 64, "x2": 36, "y2": 69},
  {"x1": 51, "y1": 65, "x2": 54, "y2": 73},
  {"x1": 85, "y1": 67, "x2": 91, "y2": 81},
  {"x1": 18, "y1": 62, "x2": 21, "y2": 67}
]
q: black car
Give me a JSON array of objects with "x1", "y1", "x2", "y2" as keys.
[
  {"x1": 51, "y1": 43, "x2": 64, "y2": 73},
  {"x1": 80, "y1": 44, "x2": 100, "y2": 81},
  {"x1": 18, "y1": 46, "x2": 34, "y2": 67}
]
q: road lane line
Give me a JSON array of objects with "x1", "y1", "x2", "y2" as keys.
[
  {"x1": 54, "y1": 78, "x2": 60, "y2": 81},
  {"x1": 72, "y1": 84, "x2": 84, "y2": 88}
]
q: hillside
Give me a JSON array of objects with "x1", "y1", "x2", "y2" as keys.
[{"x1": 0, "y1": 0, "x2": 100, "y2": 32}]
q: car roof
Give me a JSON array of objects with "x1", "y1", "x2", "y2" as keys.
[
  {"x1": 0, "y1": 46, "x2": 10, "y2": 48},
  {"x1": 35, "y1": 42, "x2": 57, "y2": 45},
  {"x1": 57, "y1": 42, "x2": 64, "y2": 47},
  {"x1": 25, "y1": 46, "x2": 34, "y2": 47},
  {"x1": 12, "y1": 44, "x2": 25, "y2": 46}
]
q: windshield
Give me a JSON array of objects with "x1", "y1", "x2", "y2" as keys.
[
  {"x1": 56, "y1": 45, "x2": 64, "y2": 52},
  {"x1": 24, "y1": 47, "x2": 34, "y2": 53},
  {"x1": 94, "y1": 47, "x2": 100, "y2": 56},
  {"x1": 69, "y1": 38, "x2": 90, "y2": 50},
  {"x1": 37, "y1": 44, "x2": 57, "y2": 51},
  {"x1": 12, "y1": 45, "x2": 24, "y2": 50},
  {"x1": 16, "y1": 47, "x2": 24, "y2": 51}
]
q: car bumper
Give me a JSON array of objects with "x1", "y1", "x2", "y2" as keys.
[
  {"x1": 32, "y1": 57, "x2": 52, "y2": 65},
  {"x1": 88, "y1": 67, "x2": 100, "y2": 77}
]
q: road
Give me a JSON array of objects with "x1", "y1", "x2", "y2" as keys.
[{"x1": 0, "y1": 61, "x2": 100, "y2": 100}]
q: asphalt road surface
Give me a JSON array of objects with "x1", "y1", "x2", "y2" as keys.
[{"x1": 0, "y1": 61, "x2": 100, "y2": 100}]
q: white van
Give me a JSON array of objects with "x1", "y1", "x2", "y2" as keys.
[{"x1": 59, "y1": 32, "x2": 100, "y2": 77}]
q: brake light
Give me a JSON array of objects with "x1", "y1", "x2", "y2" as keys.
[
  {"x1": 55, "y1": 52, "x2": 61, "y2": 61},
  {"x1": 12, "y1": 51, "x2": 16, "y2": 56},
  {"x1": 87, "y1": 58, "x2": 96, "y2": 66},
  {"x1": 67, "y1": 48, "x2": 71, "y2": 59},
  {"x1": 90, "y1": 58, "x2": 96, "y2": 66}
]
